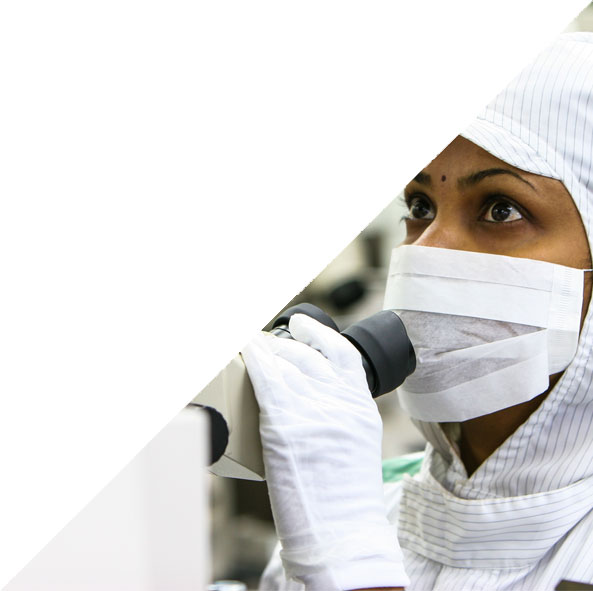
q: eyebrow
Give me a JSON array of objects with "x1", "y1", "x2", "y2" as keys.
[
  {"x1": 410, "y1": 168, "x2": 537, "y2": 192},
  {"x1": 457, "y1": 168, "x2": 537, "y2": 191},
  {"x1": 413, "y1": 172, "x2": 433, "y2": 187}
]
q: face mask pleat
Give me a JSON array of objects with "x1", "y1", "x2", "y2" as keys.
[{"x1": 397, "y1": 311, "x2": 542, "y2": 392}]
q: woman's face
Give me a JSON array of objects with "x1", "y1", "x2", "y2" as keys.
[
  {"x1": 403, "y1": 137, "x2": 593, "y2": 472},
  {"x1": 403, "y1": 136, "x2": 593, "y2": 324}
]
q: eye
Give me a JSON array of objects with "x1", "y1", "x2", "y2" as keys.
[
  {"x1": 406, "y1": 194, "x2": 435, "y2": 221},
  {"x1": 482, "y1": 199, "x2": 523, "y2": 223}
]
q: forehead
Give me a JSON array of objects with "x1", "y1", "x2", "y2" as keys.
[
  {"x1": 422, "y1": 136, "x2": 529, "y2": 179},
  {"x1": 409, "y1": 136, "x2": 571, "y2": 205}
]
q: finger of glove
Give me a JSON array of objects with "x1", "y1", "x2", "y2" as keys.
[
  {"x1": 241, "y1": 332, "x2": 321, "y2": 412},
  {"x1": 266, "y1": 328, "x2": 373, "y2": 409},
  {"x1": 288, "y1": 313, "x2": 363, "y2": 373},
  {"x1": 259, "y1": 333, "x2": 347, "y2": 390}
]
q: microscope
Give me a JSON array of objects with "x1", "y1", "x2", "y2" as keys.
[{"x1": 193, "y1": 303, "x2": 415, "y2": 481}]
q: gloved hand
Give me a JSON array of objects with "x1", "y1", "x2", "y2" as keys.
[{"x1": 241, "y1": 313, "x2": 409, "y2": 591}]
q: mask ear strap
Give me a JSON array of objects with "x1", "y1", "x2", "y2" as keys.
[{"x1": 584, "y1": 269, "x2": 593, "y2": 272}]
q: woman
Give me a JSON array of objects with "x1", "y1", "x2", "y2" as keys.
[{"x1": 242, "y1": 33, "x2": 593, "y2": 590}]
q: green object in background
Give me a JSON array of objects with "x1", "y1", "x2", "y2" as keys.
[{"x1": 382, "y1": 451, "x2": 424, "y2": 483}]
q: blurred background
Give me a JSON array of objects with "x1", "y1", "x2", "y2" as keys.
[{"x1": 206, "y1": 7, "x2": 593, "y2": 589}]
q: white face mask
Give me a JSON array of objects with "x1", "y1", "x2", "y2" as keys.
[{"x1": 383, "y1": 245, "x2": 589, "y2": 422}]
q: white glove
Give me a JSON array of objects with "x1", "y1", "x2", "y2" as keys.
[{"x1": 241, "y1": 314, "x2": 409, "y2": 591}]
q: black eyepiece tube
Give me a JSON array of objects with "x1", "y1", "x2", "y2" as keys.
[
  {"x1": 341, "y1": 310, "x2": 416, "y2": 397},
  {"x1": 270, "y1": 302, "x2": 340, "y2": 336},
  {"x1": 271, "y1": 304, "x2": 416, "y2": 398}
]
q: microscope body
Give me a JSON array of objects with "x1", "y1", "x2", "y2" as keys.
[
  {"x1": 195, "y1": 304, "x2": 416, "y2": 481},
  {"x1": 193, "y1": 354, "x2": 265, "y2": 481}
]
